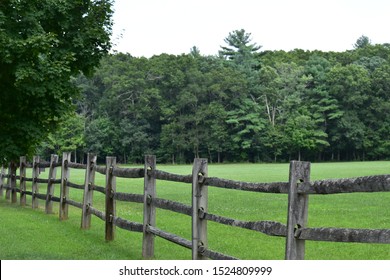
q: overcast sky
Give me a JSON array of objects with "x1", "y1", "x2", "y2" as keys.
[{"x1": 111, "y1": 0, "x2": 390, "y2": 57}]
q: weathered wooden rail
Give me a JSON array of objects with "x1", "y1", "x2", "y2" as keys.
[{"x1": 0, "y1": 153, "x2": 390, "y2": 260}]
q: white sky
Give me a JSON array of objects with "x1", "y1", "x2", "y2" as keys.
[{"x1": 111, "y1": 0, "x2": 390, "y2": 57}]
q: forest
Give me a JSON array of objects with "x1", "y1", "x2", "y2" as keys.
[{"x1": 38, "y1": 30, "x2": 390, "y2": 164}]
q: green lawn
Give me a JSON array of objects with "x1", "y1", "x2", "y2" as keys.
[{"x1": 1, "y1": 161, "x2": 390, "y2": 260}]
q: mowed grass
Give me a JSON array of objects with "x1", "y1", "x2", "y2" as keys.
[{"x1": 1, "y1": 161, "x2": 390, "y2": 260}]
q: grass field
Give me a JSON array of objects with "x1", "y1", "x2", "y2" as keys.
[{"x1": 1, "y1": 161, "x2": 390, "y2": 260}]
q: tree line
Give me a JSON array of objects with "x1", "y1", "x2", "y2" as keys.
[{"x1": 38, "y1": 30, "x2": 390, "y2": 164}]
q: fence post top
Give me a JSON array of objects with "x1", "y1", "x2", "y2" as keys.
[
  {"x1": 193, "y1": 158, "x2": 208, "y2": 163},
  {"x1": 106, "y1": 156, "x2": 116, "y2": 161}
]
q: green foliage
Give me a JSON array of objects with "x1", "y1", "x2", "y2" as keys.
[
  {"x1": 354, "y1": 35, "x2": 371, "y2": 49},
  {"x1": 67, "y1": 32, "x2": 390, "y2": 163},
  {"x1": 219, "y1": 29, "x2": 261, "y2": 70},
  {"x1": 0, "y1": 0, "x2": 113, "y2": 163},
  {"x1": 220, "y1": 29, "x2": 261, "y2": 57},
  {"x1": 13, "y1": 28, "x2": 390, "y2": 163},
  {"x1": 37, "y1": 113, "x2": 86, "y2": 162},
  {"x1": 284, "y1": 113, "x2": 329, "y2": 161}
]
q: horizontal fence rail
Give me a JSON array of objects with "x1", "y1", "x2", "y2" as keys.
[{"x1": 0, "y1": 153, "x2": 389, "y2": 260}]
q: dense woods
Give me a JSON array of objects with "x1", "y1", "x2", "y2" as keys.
[{"x1": 38, "y1": 31, "x2": 390, "y2": 163}]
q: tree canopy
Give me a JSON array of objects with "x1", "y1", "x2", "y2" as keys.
[
  {"x1": 35, "y1": 31, "x2": 389, "y2": 164},
  {"x1": 0, "y1": 0, "x2": 113, "y2": 163},
  {"x1": 4, "y1": 24, "x2": 389, "y2": 164}
]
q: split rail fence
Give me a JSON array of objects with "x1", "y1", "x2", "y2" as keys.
[{"x1": 1, "y1": 153, "x2": 390, "y2": 260}]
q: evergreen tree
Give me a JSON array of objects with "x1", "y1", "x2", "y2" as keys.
[{"x1": 219, "y1": 29, "x2": 261, "y2": 70}]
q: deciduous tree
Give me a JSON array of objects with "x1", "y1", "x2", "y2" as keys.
[{"x1": 0, "y1": 0, "x2": 113, "y2": 163}]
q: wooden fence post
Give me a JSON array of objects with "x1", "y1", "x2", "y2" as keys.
[
  {"x1": 105, "y1": 156, "x2": 116, "y2": 241},
  {"x1": 9, "y1": 162, "x2": 17, "y2": 203},
  {"x1": 0, "y1": 165, "x2": 3, "y2": 197},
  {"x1": 81, "y1": 153, "x2": 97, "y2": 229},
  {"x1": 5, "y1": 164, "x2": 10, "y2": 200},
  {"x1": 45, "y1": 154, "x2": 58, "y2": 214},
  {"x1": 32, "y1": 156, "x2": 40, "y2": 209},
  {"x1": 285, "y1": 160, "x2": 310, "y2": 260},
  {"x1": 142, "y1": 155, "x2": 156, "y2": 259},
  {"x1": 192, "y1": 158, "x2": 208, "y2": 260},
  {"x1": 60, "y1": 152, "x2": 71, "y2": 220},
  {"x1": 0, "y1": 165, "x2": 4, "y2": 197},
  {"x1": 19, "y1": 157, "x2": 27, "y2": 206}
]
